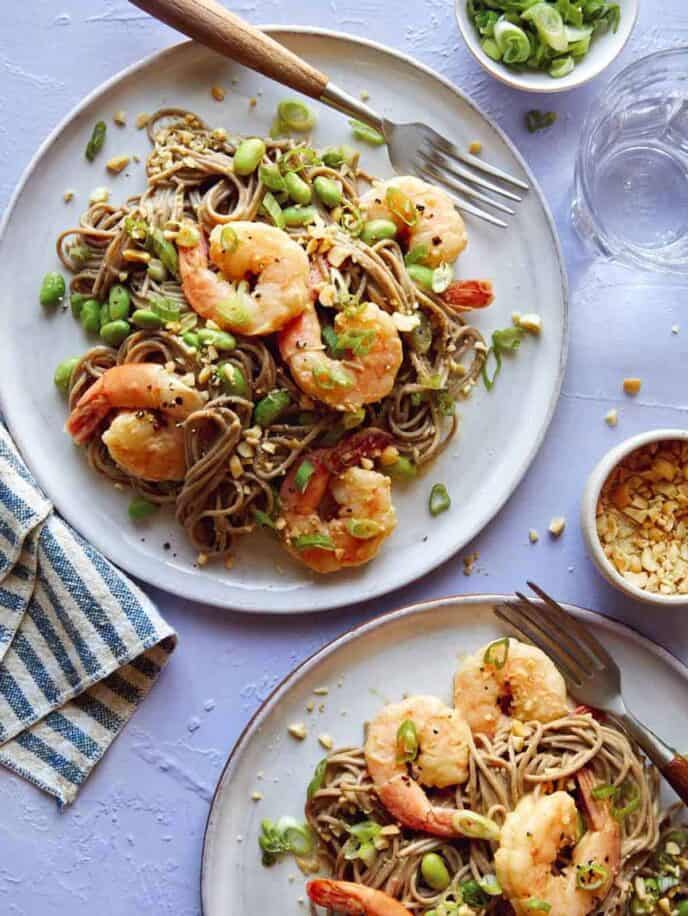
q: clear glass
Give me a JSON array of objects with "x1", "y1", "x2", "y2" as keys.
[{"x1": 572, "y1": 48, "x2": 688, "y2": 274}]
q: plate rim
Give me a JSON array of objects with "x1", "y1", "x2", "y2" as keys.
[
  {"x1": 0, "y1": 28, "x2": 569, "y2": 614},
  {"x1": 199, "y1": 591, "x2": 688, "y2": 913}
]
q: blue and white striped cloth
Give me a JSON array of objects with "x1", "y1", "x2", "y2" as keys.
[{"x1": 0, "y1": 423, "x2": 177, "y2": 806}]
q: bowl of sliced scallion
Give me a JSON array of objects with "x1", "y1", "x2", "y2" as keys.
[{"x1": 455, "y1": 0, "x2": 638, "y2": 92}]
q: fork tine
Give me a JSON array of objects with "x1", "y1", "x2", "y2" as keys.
[
  {"x1": 495, "y1": 602, "x2": 584, "y2": 688},
  {"x1": 421, "y1": 148, "x2": 523, "y2": 202},
  {"x1": 526, "y1": 582, "x2": 619, "y2": 673},
  {"x1": 513, "y1": 592, "x2": 594, "y2": 679},
  {"x1": 419, "y1": 162, "x2": 515, "y2": 215},
  {"x1": 432, "y1": 136, "x2": 530, "y2": 191},
  {"x1": 414, "y1": 168, "x2": 508, "y2": 228}
]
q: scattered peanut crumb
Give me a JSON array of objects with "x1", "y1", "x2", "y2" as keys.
[
  {"x1": 288, "y1": 875, "x2": 296, "y2": 883},
  {"x1": 106, "y1": 155, "x2": 130, "y2": 174},
  {"x1": 89, "y1": 186, "x2": 110, "y2": 204},
  {"x1": 135, "y1": 112, "x2": 150, "y2": 129},
  {"x1": 211, "y1": 85, "x2": 226, "y2": 101},
  {"x1": 318, "y1": 734, "x2": 334, "y2": 750},
  {"x1": 511, "y1": 311, "x2": 521, "y2": 325},
  {"x1": 249, "y1": 97, "x2": 257, "y2": 108},
  {"x1": 360, "y1": 89, "x2": 370, "y2": 101},
  {"x1": 672, "y1": 324, "x2": 680, "y2": 335},
  {"x1": 623, "y1": 377, "x2": 642, "y2": 396},
  {"x1": 360, "y1": 457, "x2": 374, "y2": 470},
  {"x1": 224, "y1": 555, "x2": 234, "y2": 570},
  {"x1": 313, "y1": 686, "x2": 329, "y2": 696},
  {"x1": 63, "y1": 189, "x2": 75, "y2": 203},
  {"x1": 122, "y1": 248, "x2": 151, "y2": 264},
  {"x1": 113, "y1": 110, "x2": 127, "y2": 126},
  {"x1": 380, "y1": 445, "x2": 399, "y2": 467},
  {"x1": 318, "y1": 703, "x2": 326, "y2": 713},
  {"x1": 469, "y1": 140, "x2": 482, "y2": 155},
  {"x1": 288, "y1": 722, "x2": 308, "y2": 740},
  {"x1": 529, "y1": 529, "x2": 539, "y2": 544},
  {"x1": 305, "y1": 699, "x2": 315, "y2": 713},
  {"x1": 549, "y1": 516, "x2": 566, "y2": 537},
  {"x1": 251, "y1": 791, "x2": 263, "y2": 801},
  {"x1": 229, "y1": 455, "x2": 243, "y2": 479},
  {"x1": 197, "y1": 552, "x2": 208, "y2": 567},
  {"x1": 517, "y1": 313, "x2": 542, "y2": 335},
  {"x1": 462, "y1": 551, "x2": 479, "y2": 575},
  {"x1": 605, "y1": 409, "x2": 619, "y2": 428}
]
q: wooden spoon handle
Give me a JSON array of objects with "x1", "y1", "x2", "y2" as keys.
[
  {"x1": 129, "y1": 0, "x2": 329, "y2": 99},
  {"x1": 663, "y1": 755, "x2": 688, "y2": 806}
]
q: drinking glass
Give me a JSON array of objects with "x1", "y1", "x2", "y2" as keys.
[{"x1": 572, "y1": 48, "x2": 688, "y2": 274}]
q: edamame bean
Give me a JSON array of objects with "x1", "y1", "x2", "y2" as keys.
[
  {"x1": 40, "y1": 271, "x2": 66, "y2": 307},
  {"x1": 53, "y1": 357, "x2": 80, "y2": 394},
  {"x1": 197, "y1": 328, "x2": 237, "y2": 351},
  {"x1": 360, "y1": 219, "x2": 397, "y2": 245},
  {"x1": 70, "y1": 293, "x2": 87, "y2": 319},
  {"x1": 254, "y1": 389, "x2": 291, "y2": 426},
  {"x1": 131, "y1": 309, "x2": 164, "y2": 330},
  {"x1": 182, "y1": 331, "x2": 199, "y2": 350},
  {"x1": 99, "y1": 302, "x2": 111, "y2": 330},
  {"x1": 281, "y1": 206, "x2": 317, "y2": 227},
  {"x1": 406, "y1": 264, "x2": 434, "y2": 290},
  {"x1": 384, "y1": 456, "x2": 417, "y2": 480},
  {"x1": 233, "y1": 138, "x2": 266, "y2": 176},
  {"x1": 218, "y1": 362, "x2": 249, "y2": 397},
  {"x1": 80, "y1": 298, "x2": 102, "y2": 334},
  {"x1": 284, "y1": 171, "x2": 312, "y2": 205},
  {"x1": 421, "y1": 853, "x2": 450, "y2": 892},
  {"x1": 313, "y1": 176, "x2": 343, "y2": 208},
  {"x1": 100, "y1": 320, "x2": 131, "y2": 347},
  {"x1": 108, "y1": 283, "x2": 131, "y2": 320},
  {"x1": 128, "y1": 497, "x2": 157, "y2": 521},
  {"x1": 676, "y1": 901, "x2": 688, "y2": 916},
  {"x1": 146, "y1": 258, "x2": 167, "y2": 283}
]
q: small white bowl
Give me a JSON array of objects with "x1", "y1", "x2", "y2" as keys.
[
  {"x1": 454, "y1": 0, "x2": 639, "y2": 93},
  {"x1": 581, "y1": 429, "x2": 688, "y2": 607}
]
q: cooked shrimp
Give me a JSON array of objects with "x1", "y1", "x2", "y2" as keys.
[
  {"x1": 454, "y1": 637, "x2": 568, "y2": 738},
  {"x1": 280, "y1": 431, "x2": 397, "y2": 574},
  {"x1": 495, "y1": 769, "x2": 621, "y2": 916},
  {"x1": 360, "y1": 176, "x2": 467, "y2": 268},
  {"x1": 364, "y1": 695, "x2": 471, "y2": 837},
  {"x1": 307, "y1": 879, "x2": 411, "y2": 915},
  {"x1": 66, "y1": 363, "x2": 203, "y2": 445},
  {"x1": 178, "y1": 222, "x2": 310, "y2": 335},
  {"x1": 278, "y1": 301, "x2": 403, "y2": 412},
  {"x1": 101, "y1": 411, "x2": 186, "y2": 482}
]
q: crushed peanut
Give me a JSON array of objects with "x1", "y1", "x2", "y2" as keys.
[
  {"x1": 113, "y1": 110, "x2": 127, "y2": 126},
  {"x1": 313, "y1": 686, "x2": 329, "y2": 696},
  {"x1": 380, "y1": 445, "x2": 400, "y2": 467},
  {"x1": 122, "y1": 248, "x2": 151, "y2": 264},
  {"x1": 135, "y1": 112, "x2": 151, "y2": 130},
  {"x1": 288, "y1": 723, "x2": 308, "y2": 740},
  {"x1": 63, "y1": 189, "x2": 75, "y2": 203},
  {"x1": 469, "y1": 140, "x2": 483, "y2": 155},
  {"x1": 517, "y1": 313, "x2": 542, "y2": 335},
  {"x1": 106, "y1": 155, "x2": 130, "y2": 174},
  {"x1": 318, "y1": 733, "x2": 334, "y2": 750},
  {"x1": 596, "y1": 439, "x2": 688, "y2": 595},
  {"x1": 197, "y1": 553, "x2": 208, "y2": 567},
  {"x1": 549, "y1": 516, "x2": 566, "y2": 537},
  {"x1": 251, "y1": 791, "x2": 263, "y2": 801},
  {"x1": 623, "y1": 377, "x2": 642, "y2": 395},
  {"x1": 463, "y1": 551, "x2": 479, "y2": 575},
  {"x1": 249, "y1": 97, "x2": 257, "y2": 108},
  {"x1": 604, "y1": 409, "x2": 618, "y2": 428},
  {"x1": 89, "y1": 186, "x2": 110, "y2": 204},
  {"x1": 360, "y1": 89, "x2": 370, "y2": 101},
  {"x1": 229, "y1": 455, "x2": 243, "y2": 479},
  {"x1": 672, "y1": 324, "x2": 680, "y2": 335},
  {"x1": 529, "y1": 529, "x2": 539, "y2": 544},
  {"x1": 211, "y1": 85, "x2": 226, "y2": 102}
]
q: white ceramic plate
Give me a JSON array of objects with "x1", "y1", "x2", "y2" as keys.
[
  {"x1": 201, "y1": 594, "x2": 688, "y2": 914},
  {"x1": 0, "y1": 31, "x2": 567, "y2": 613}
]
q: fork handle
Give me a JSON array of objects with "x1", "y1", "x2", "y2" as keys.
[
  {"x1": 621, "y1": 711, "x2": 688, "y2": 805},
  {"x1": 128, "y1": 0, "x2": 385, "y2": 130}
]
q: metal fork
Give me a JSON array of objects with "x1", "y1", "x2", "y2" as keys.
[
  {"x1": 130, "y1": 0, "x2": 528, "y2": 228},
  {"x1": 495, "y1": 581, "x2": 688, "y2": 806}
]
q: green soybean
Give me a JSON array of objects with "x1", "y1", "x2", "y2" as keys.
[
  {"x1": 676, "y1": 901, "x2": 688, "y2": 916},
  {"x1": 234, "y1": 138, "x2": 266, "y2": 176},
  {"x1": 421, "y1": 853, "x2": 451, "y2": 892},
  {"x1": 100, "y1": 320, "x2": 131, "y2": 347},
  {"x1": 219, "y1": 362, "x2": 249, "y2": 397},
  {"x1": 360, "y1": 219, "x2": 397, "y2": 245},
  {"x1": 182, "y1": 331, "x2": 200, "y2": 350},
  {"x1": 85, "y1": 120, "x2": 107, "y2": 161},
  {"x1": 70, "y1": 293, "x2": 87, "y2": 319},
  {"x1": 53, "y1": 357, "x2": 80, "y2": 394},
  {"x1": 128, "y1": 497, "x2": 157, "y2": 521},
  {"x1": 99, "y1": 302, "x2": 111, "y2": 330},
  {"x1": 108, "y1": 284, "x2": 131, "y2": 320},
  {"x1": 384, "y1": 456, "x2": 417, "y2": 480},
  {"x1": 80, "y1": 298, "x2": 102, "y2": 334},
  {"x1": 407, "y1": 264, "x2": 434, "y2": 290},
  {"x1": 284, "y1": 171, "x2": 312, "y2": 205},
  {"x1": 40, "y1": 271, "x2": 66, "y2": 307},
  {"x1": 130, "y1": 309, "x2": 164, "y2": 330},
  {"x1": 197, "y1": 328, "x2": 237, "y2": 351},
  {"x1": 254, "y1": 389, "x2": 291, "y2": 426},
  {"x1": 313, "y1": 176, "x2": 343, "y2": 208},
  {"x1": 281, "y1": 205, "x2": 317, "y2": 227}
]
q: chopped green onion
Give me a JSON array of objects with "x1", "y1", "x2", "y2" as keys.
[
  {"x1": 591, "y1": 783, "x2": 618, "y2": 800},
  {"x1": 493, "y1": 18, "x2": 532, "y2": 64},
  {"x1": 177, "y1": 223, "x2": 200, "y2": 247},
  {"x1": 306, "y1": 758, "x2": 328, "y2": 799},
  {"x1": 482, "y1": 37, "x2": 503, "y2": 61},
  {"x1": 252, "y1": 508, "x2": 277, "y2": 530},
  {"x1": 478, "y1": 874, "x2": 502, "y2": 896},
  {"x1": 550, "y1": 55, "x2": 575, "y2": 78},
  {"x1": 348, "y1": 119, "x2": 385, "y2": 146},
  {"x1": 431, "y1": 263, "x2": 453, "y2": 294},
  {"x1": 342, "y1": 407, "x2": 366, "y2": 430},
  {"x1": 276, "y1": 816, "x2": 314, "y2": 856},
  {"x1": 346, "y1": 518, "x2": 383, "y2": 540},
  {"x1": 526, "y1": 109, "x2": 558, "y2": 133},
  {"x1": 396, "y1": 719, "x2": 419, "y2": 763},
  {"x1": 525, "y1": 899, "x2": 552, "y2": 913},
  {"x1": 292, "y1": 533, "x2": 336, "y2": 552},
  {"x1": 254, "y1": 389, "x2": 291, "y2": 427},
  {"x1": 261, "y1": 191, "x2": 285, "y2": 229},
  {"x1": 85, "y1": 121, "x2": 107, "y2": 161},
  {"x1": 452, "y1": 810, "x2": 501, "y2": 841},
  {"x1": 484, "y1": 637, "x2": 509, "y2": 669},
  {"x1": 385, "y1": 187, "x2": 417, "y2": 226},
  {"x1": 219, "y1": 225, "x2": 239, "y2": 253},
  {"x1": 576, "y1": 862, "x2": 608, "y2": 891},
  {"x1": 429, "y1": 483, "x2": 451, "y2": 516},
  {"x1": 343, "y1": 821, "x2": 382, "y2": 866},
  {"x1": 383, "y1": 456, "x2": 417, "y2": 481},
  {"x1": 294, "y1": 460, "x2": 315, "y2": 493},
  {"x1": 277, "y1": 100, "x2": 316, "y2": 132},
  {"x1": 147, "y1": 226, "x2": 179, "y2": 277},
  {"x1": 128, "y1": 497, "x2": 157, "y2": 521},
  {"x1": 405, "y1": 244, "x2": 429, "y2": 266},
  {"x1": 522, "y1": 2, "x2": 568, "y2": 51},
  {"x1": 279, "y1": 147, "x2": 320, "y2": 173},
  {"x1": 461, "y1": 879, "x2": 489, "y2": 908},
  {"x1": 482, "y1": 326, "x2": 525, "y2": 391},
  {"x1": 338, "y1": 201, "x2": 364, "y2": 237},
  {"x1": 437, "y1": 391, "x2": 455, "y2": 417},
  {"x1": 612, "y1": 779, "x2": 641, "y2": 820},
  {"x1": 150, "y1": 296, "x2": 180, "y2": 322},
  {"x1": 336, "y1": 327, "x2": 377, "y2": 357}
]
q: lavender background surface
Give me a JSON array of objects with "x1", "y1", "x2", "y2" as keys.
[{"x1": 1, "y1": 3, "x2": 687, "y2": 913}]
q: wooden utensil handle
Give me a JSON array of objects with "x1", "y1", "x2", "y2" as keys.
[
  {"x1": 129, "y1": 0, "x2": 329, "y2": 99},
  {"x1": 663, "y1": 755, "x2": 688, "y2": 806}
]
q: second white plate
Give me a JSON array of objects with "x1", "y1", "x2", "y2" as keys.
[{"x1": 0, "y1": 30, "x2": 567, "y2": 612}]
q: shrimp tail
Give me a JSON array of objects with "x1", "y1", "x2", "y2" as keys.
[
  {"x1": 65, "y1": 380, "x2": 108, "y2": 444},
  {"x1": 441, "y1": 279, "x2": 494, "y2": 311},
  {"x1": 307, "y1": 880, "x2": 366, "y2": 914},
  {"x1": 328, "y1": 429, "x2": 394, "y2": 474},
  {"x1": 577, "y1": 767, "x2": 611, "y2": 832}
]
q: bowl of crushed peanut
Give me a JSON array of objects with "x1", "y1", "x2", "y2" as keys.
[{"x1": 581, "y1": 430, "x2": 688, "y2": 605}]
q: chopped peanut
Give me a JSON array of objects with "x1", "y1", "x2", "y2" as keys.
[
  {"x1": 623, "y1": 377, "x2": 642, "y2": 395},
  {"x1": 549, "y1": 516, "x2": 566, "y2": 537},
  {"x1": 135, "y1": 112, "x2": 151, "y2": 129},
  {"x1": 113, "y1": 110, "x2": 127, "y2": 126},
  {"x1": 106, "y1": 155, "x2": 130, "y2": 174},
  {"x1": 288, "y1": 723, "x2": 308, "y2": 740},
  {"x1": 211, "y1": 85, "x2": 226, "y2": 102},
  {"x1": 517, "y1": 313, "x2": 542, "y2": 335},
  {"x1": 604, "y1": 408, "x2": 619, "y2": 427},
  {"x1": 528, "y1": 529, "x2": 539, "y2": 544},
  {"x1": 469, "y1": 140, "x2": 482, "y2": 155}
]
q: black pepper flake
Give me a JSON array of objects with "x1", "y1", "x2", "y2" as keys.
[
  {"x1": 163, "y1": 542, "x2": 171, "y2": 551},
  {"x1": 432, "y1": 235, "x2": 442, "y2": 246}
]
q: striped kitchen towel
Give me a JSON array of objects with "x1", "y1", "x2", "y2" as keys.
[{"x1": 0, "y1": 422, "x2": 177, "y2": 806}]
